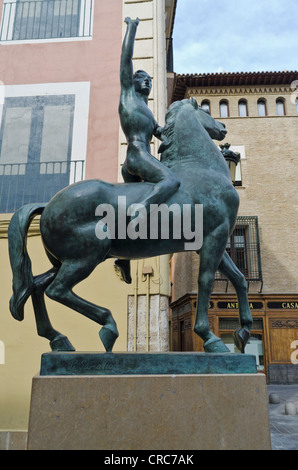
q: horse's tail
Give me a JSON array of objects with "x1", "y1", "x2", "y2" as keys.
[{"x1": 8, "y1": 203, "x2": 46, "y2": 321}]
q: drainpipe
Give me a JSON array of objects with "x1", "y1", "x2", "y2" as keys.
[
  {"x1": 143, "y1": 266, "x2": 154, "y2": 351},
  {"x1": 133, "y1": 261, "x2": 139, "y2": 352}
]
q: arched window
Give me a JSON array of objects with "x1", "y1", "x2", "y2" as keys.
[
  {"x1": 238, "y1": 99, "x2": 248, "y2": 117},
  {"x1": 257, "y1": 99, "x2": 267, "y2": 117},
  {"x1": 201, "y1": 100, "x2": 211, "y2": 113},
  {"x1": 276, "y1": 98, "x2": 286, "y2": 116},
  {"x1": 219, "y1": 100, "x2": 229, "y2": 118}
]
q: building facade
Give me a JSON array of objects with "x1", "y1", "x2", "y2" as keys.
[
  {"x1": 170, "y1": 71, "x2": 298, "y2": 383},
  {"x1": 0, "y1": 0, "x2": 177, "y2": 446}
]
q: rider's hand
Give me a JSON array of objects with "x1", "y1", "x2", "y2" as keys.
[{"x1": 125, "y1": 17, "x2": 140, "y2": 26}]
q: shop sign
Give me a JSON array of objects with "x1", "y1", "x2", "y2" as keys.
[
  {"x1": 267, "y1": 302, "x2": 298, "y2": 310},
  {"x1": 217, "y1": 301, "x2": 263, "y2": 309},
  {"x1": 195, "y1": 302, "x2": 214, "y2": 309}
]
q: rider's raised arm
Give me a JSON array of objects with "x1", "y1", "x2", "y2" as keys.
[{"x1": 120, "y1": 17, "x2": 140, "y2": 90}]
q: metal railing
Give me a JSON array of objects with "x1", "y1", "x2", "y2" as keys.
[
  {"x1": 215, "y1": 216, "x2": 263, "y2": 291},
  {"x1": 0, "y1": 159, "x2": 85, "y2": 213},
  {"x1": 0, "y1": 0, "x2": 93, "y2": 41}
]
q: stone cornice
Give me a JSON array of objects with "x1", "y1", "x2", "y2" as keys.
[
  {"x1": 186, "y1": 85, "x2": 291, "y2": 97},
  {"x1": 172, "y1": 70, "x2": 298, "y2": 102}
]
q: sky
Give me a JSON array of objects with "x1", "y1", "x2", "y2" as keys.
[{"x1": 172, "y1": 0, "x2": 298, "y2": 74}]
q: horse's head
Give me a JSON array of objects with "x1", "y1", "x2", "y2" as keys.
[
  {"x1": 193, "y1": 100, "x2": 227, "y2": 141},
  {"x1": 159, "y1": 98, "x2": 227, "y2": 163}
]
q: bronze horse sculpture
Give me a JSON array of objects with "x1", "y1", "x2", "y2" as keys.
[{"x1": 8, "y1": 98, "x2": 252, "y2": 354}]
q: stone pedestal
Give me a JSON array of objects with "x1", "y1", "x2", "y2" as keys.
[{"x1": 27, "y1": 371, "x2": 271, "y2": 450}]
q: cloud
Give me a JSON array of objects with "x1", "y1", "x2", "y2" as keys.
[{"x1": 173, "y1": 0, "x2": 298, "y2": 74}]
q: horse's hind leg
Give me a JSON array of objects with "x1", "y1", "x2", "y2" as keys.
[
  {"x1": 32, "y1": 269, "x2": 75, "y2": 351},
  {"x1": 45, "y1": 257, "x2": 119, "y2": 352},
  {"x1": 218, "y1": 251, "x2": 253, "y2": 353},
  {"x1": 194, "y1": 224, "x2": 230, "y2": 353}
]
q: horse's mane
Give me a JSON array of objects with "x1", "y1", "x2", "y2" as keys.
[{"x1": 159, "y1": 98, "x2": 199, "y2": 163}]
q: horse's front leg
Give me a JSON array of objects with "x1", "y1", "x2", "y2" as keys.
[
  {"x1": 194, "y1": 226, "x2": 230, "y2": 353},
  {"x1": 194, "y1": 275, "x2": 230, "y2": 353},
  {"x1": 218, "y1": 251, "x2": 253, "y2": 353}
]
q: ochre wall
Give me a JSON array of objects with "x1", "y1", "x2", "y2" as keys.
[{"x1": 0, "y1": 220, "x2": 131, "y2": 430}]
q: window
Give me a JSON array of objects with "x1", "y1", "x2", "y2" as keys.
[
  {"x1": 201, "y1": 100, "x2": 211, "y2": 113},
  {"x1": 166, "y1": 37, "x2": 174, "y2": 73},
  {"x1": 220, "y1": 332, "x2": 264, "y2": 370},
  {"x1": 0, "y1": 95, "x2": 77, "y2": 212},
  {"x1": 257, "y1": 99, "x2": 267, "y2": 117},
  {"x1": 0, "y1": 82, "x2": 90, "y2": 213},
  {"x1": 220, "y1": 144, "x2": 243, "y2": 186},
  {"x1": 219, "y1": 100, "x2": 229, "y2": 118},
  {"x1": 296, "y1": 98, "x2": 298, "y2": 115},
  {"x1": 226, "y1": 228, "x2": 248, "y2": 275},
  {"x1": 0, "y1": 0, "x2": 94, "y2": 42},
  {"x1": 215, "y1": 216, "x2": 263, "y2": 287},
  {"x1": 276, "y1": 98, "x2": 286, "y2": 116},
  {"x1": 244, "y1": 335, "x2": 264, "y2": 370},
  {"x1": 238, "y1": 99, "x2": 248, "y2": 117}
]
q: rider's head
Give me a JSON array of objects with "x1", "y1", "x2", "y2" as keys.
[{"x1": 133, "y1": 70, "x2": 152, "y2": 96}]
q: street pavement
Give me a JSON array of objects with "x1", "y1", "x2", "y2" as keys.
[{"x1": 267, "y1": 384, "x2": 298, "y2": 450}]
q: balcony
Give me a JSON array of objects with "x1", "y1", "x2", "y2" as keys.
[
  {"x1": 0, "y1": 0, "x2": 93, "y2": 42},
  {"x1": 0, "y1": 159, "x2": 85, "y2": 213}
]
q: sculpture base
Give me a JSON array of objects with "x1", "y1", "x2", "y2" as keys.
[
  {"x1": 39, "y1": 351, "x2": 257, "y2": 375},
  {"x1": 27, "y1": 372, "x2": 271, "y2": 450}
]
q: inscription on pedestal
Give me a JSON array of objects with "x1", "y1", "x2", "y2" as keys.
[
  {"x1": 67, "y1": 358, "x2": 114, "y2": 373},
  {"x1": 40, "y1": 352, "x2": 258, "y2": 376}
]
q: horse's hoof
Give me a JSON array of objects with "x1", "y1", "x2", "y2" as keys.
[
  {"x1": 50, "y1": 335, "x2": 75, "y2": 352},
  {"x1": 233, "y1": 328, "x2": 250, "y2": 354},
  {"x1": 99, "y1": 325, "x2": 119, "y2": 352},
  {"x1": 203, "y1": 337, "x2": 230, "y2": 353},
  {"x1": 114, "y1": 260, "x2": 132, "y2": 284},
  {"x1": 9, "y1": 294, "x2": 25, "y2": 321}
]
